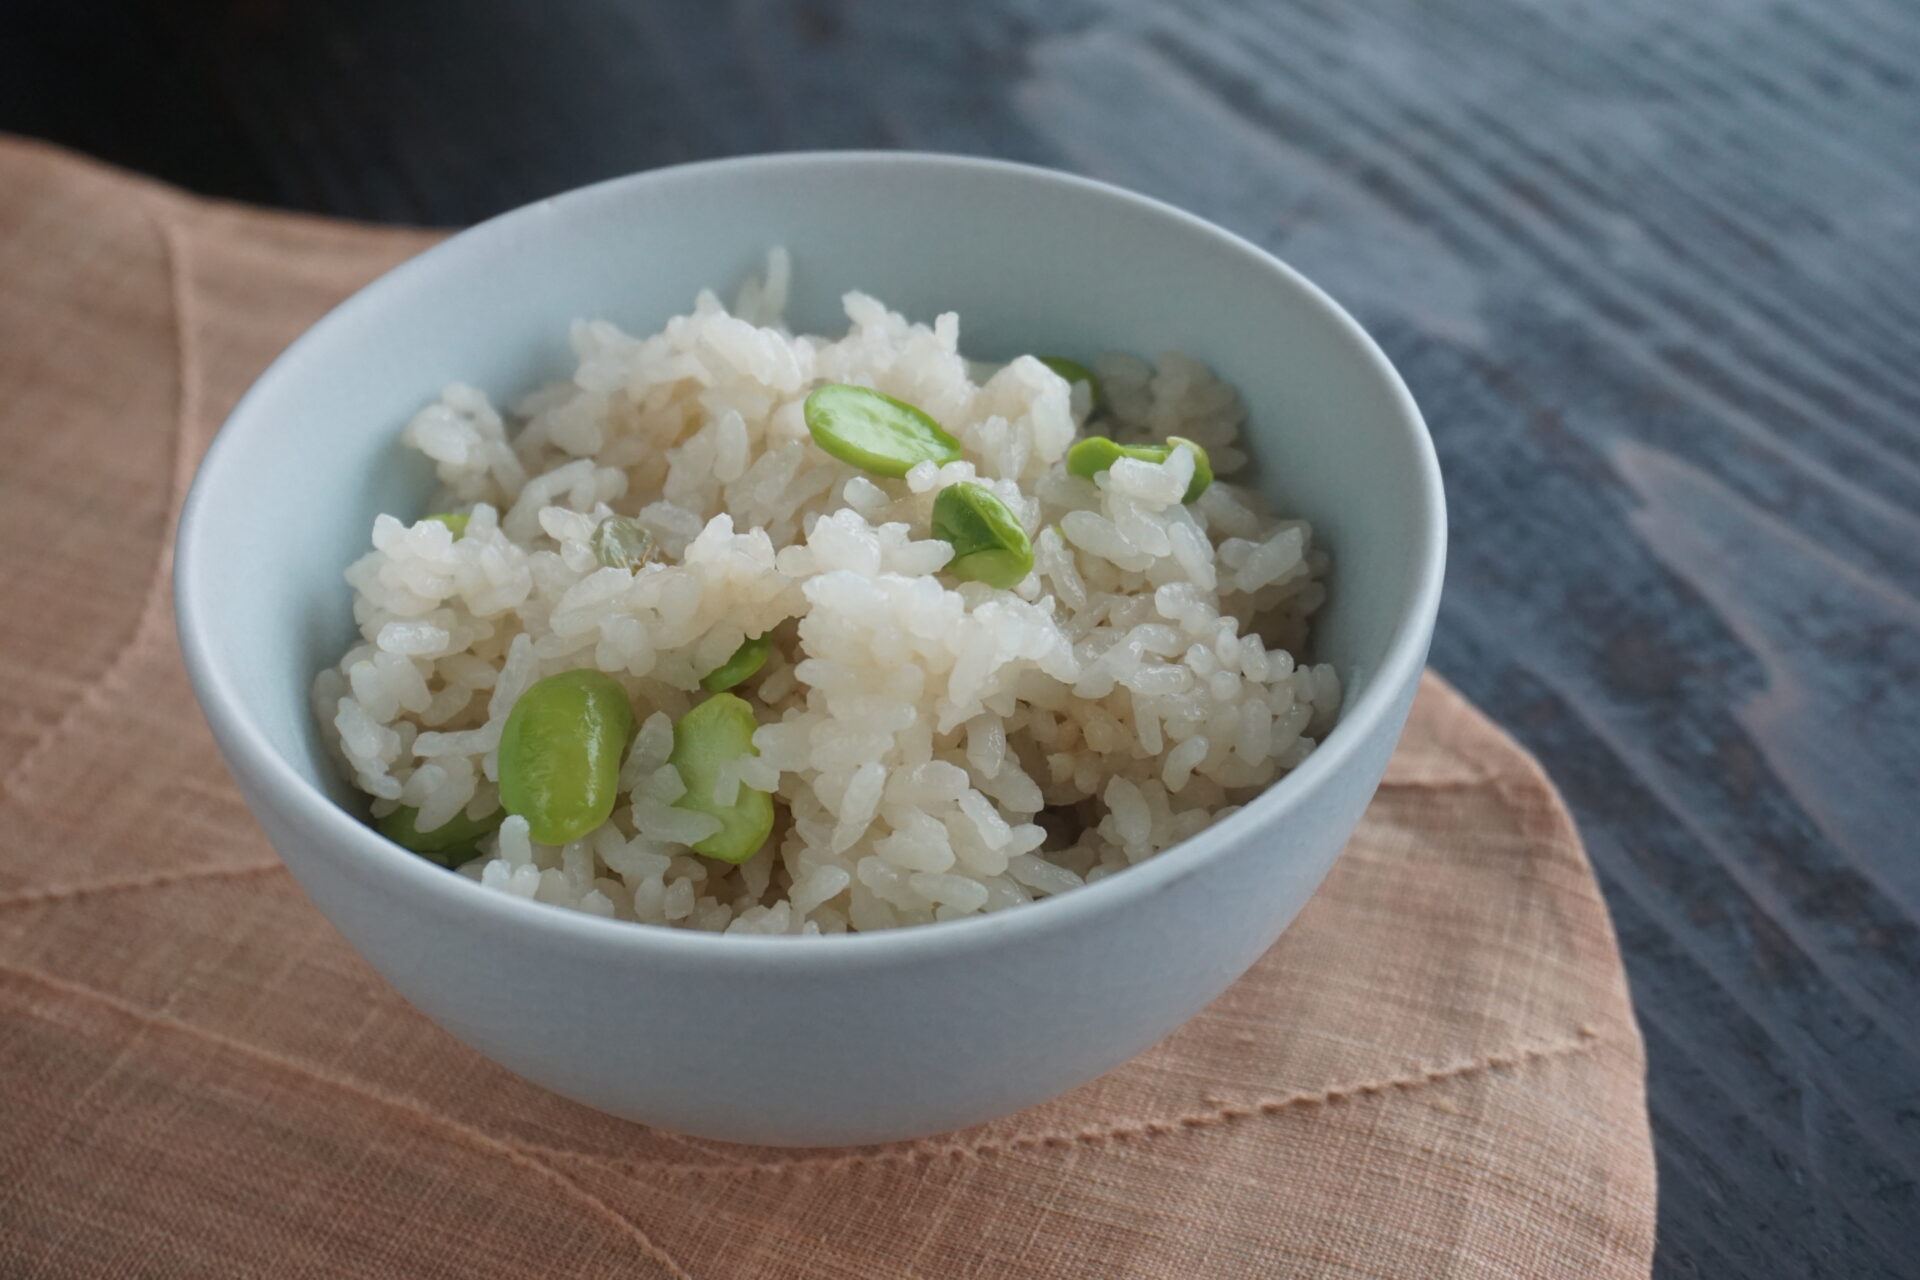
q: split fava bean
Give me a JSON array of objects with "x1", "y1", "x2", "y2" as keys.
[
  {"x1": 700, "y1": 633, "x2": 772, "y2": 693},
  {"x1": 670, "y1": 693, "x2": 775, "y2": 863},
  {"x1": 375, "y1": 803, "x2": 503, "y2": 867},
  {"x1": 931, "y1": 482, "x2": 1034, "y2": 589},
  {"x1": 591, "y1": 515, "x2": 653, "y2": 570},
  {"x1": 1036, "y1": 355, "x2": 1101, "y2": 406},
  {"x1": 425, "y1": 512, "x2": 470, "y2": 537},
  {"x1": 804, "y1": 383, "x2": 962, "y2": 478},
  {"x1": 498, "y1": 669, "x2": 635, "y2": 846},
  {"x1": 1065, "y1": 434, "x2": 1214, "y2": 503}
]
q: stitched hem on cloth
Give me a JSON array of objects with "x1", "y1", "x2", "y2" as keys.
[{"x1": 530, "y1": 1028, "x2": 1603, "y2": 1181}]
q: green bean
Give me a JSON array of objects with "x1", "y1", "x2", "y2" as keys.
[
  {"x1": 931, "y1": 482, "x2": 1034, "y2": 589},
  {"x1": 424, "y1": 512, "x2": 470, "y2": 538},
  {"x1": 591, "y1": 515, "x2": 653, "y2": 570},
  {"x1": 1064, "y1": 434, "x2": 1213, "y2": 503},
  {"x1": 498, "y1": 670, "x2": 635, "y2": 845},
  {"x1": 700, "y1": 633, "x2": 772, "y2": 693},
  {"x1": 1036, "y1": 355, "x2": 1101, "y2": 406},
  {"x1": 804, "y1": 383, "x2": 962, "y2": 478},
  {"x1": 1168, "y1": 437, "x2": 1214, "y2": 501},
  {"x1": 670, "y1": 693, "x2": 774, "y2": 863},
  {"x1": 375, "y1": 803, "x2": 504, "y2": 866},
  {"x1": 1065, "y1": 437, "x2": 1127, "y2": 481}
]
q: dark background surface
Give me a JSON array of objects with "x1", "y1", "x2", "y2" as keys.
[{"x1": 5, "y1": 1, "x2": 1917, "y2": 1275}]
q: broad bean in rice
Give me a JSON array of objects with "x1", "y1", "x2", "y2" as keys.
[{"x1": 317, "y1": 252, "x2": 1339, "y2": 934}]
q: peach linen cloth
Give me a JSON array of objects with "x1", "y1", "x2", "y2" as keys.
[{"x1": 0, "y1": 137, "x2": 1655, "y2": 1279}]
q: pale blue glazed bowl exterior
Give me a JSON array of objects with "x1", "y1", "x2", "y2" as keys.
[{"x1": 175, "y1": 153, "x2": 1444, "y2": 1146}]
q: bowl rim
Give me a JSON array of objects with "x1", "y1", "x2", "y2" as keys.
[{"x1": 174, "y1": 149, "x2": 1445, "y2": 970}]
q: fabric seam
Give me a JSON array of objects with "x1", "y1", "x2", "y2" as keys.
[
  {"x1": 0, "y1": 960, "x2": 697, "y2": 1280},
  {"x1": 0, "y1": 198, "x2": 195, "y2": 802},
  {"x1": 530, "y1": 1027, "x2": 1604, "y2": 1182},
  {"x1": 0, "y1": 861, "x2": 284, "y2": 912}
]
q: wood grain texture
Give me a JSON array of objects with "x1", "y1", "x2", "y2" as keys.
[{"x1": 3, "y1": 0, "x2": 1916, "y2": 1275}]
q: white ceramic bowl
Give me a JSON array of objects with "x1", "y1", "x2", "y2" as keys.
[{"x1": 175, "y1": 153, "x2": 1443, "y2": 1147}]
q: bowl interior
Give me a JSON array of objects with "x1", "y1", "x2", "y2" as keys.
[{"x1": 181, "y1": 154, "x2": 1438, "y2": 834}]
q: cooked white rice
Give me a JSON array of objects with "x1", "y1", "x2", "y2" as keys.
[{"x1": 314, "y1": 250, "x2": 1338, "y2": 934}]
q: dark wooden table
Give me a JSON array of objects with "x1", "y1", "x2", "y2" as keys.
[{"x1": 7, "y1": 1, "x2": 1916, "y2": 1274}]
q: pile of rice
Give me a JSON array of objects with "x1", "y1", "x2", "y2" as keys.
[{"x1": 314, "y1": 251, "x2": 1338, "y2": 934}]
